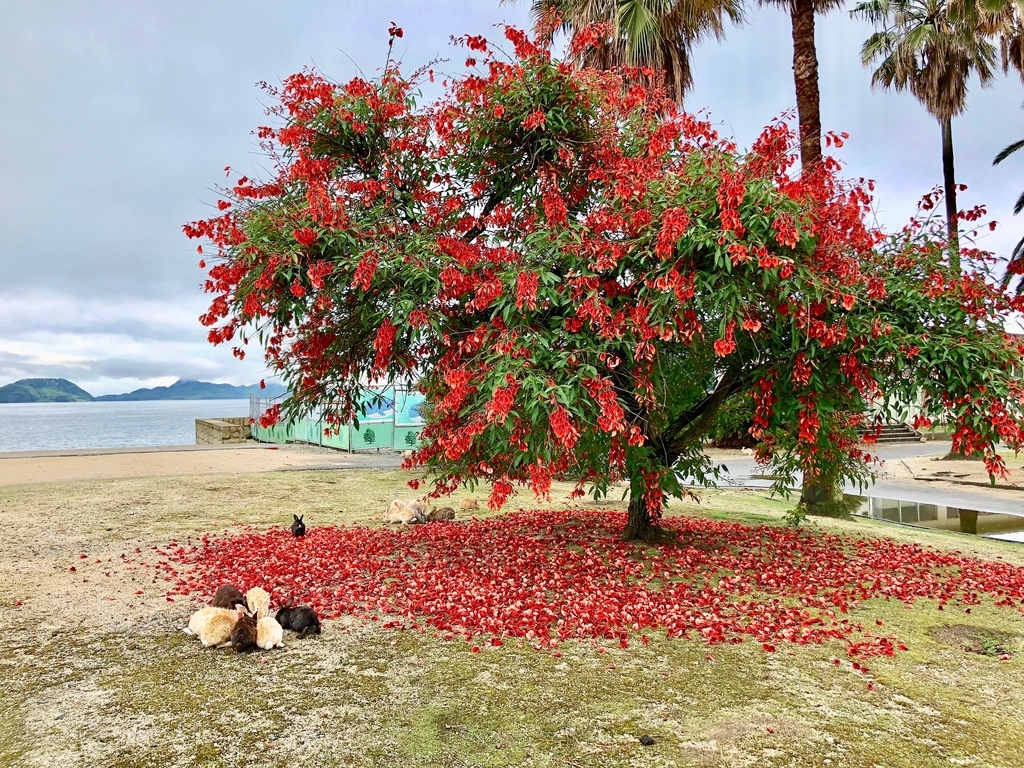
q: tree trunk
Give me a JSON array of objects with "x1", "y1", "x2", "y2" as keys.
[
  {"x1": 791, "y1": 0, "x2": 822, "y2": 171},
  {"x1": 799, "y1": 470, "x2": 858, "y2": 517},
  {"x1": 941, "y1": 117, "x2": 960, "y2": 272},
  {"x1": 623, "y1": 479, "x2": 657, "y2": 543},
  {"x1": 799, "y1": 474, "x2": 832, "y2": 509}
]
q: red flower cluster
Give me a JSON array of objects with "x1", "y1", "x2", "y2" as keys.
[
  {"x1": 293, "y1": 227, "x2": 317, "y2": 246},
  {"x1": 352, "y1": 251, "x2": 379, "y2": 291},
  {"x1": 515, "y1": 271, "x2": 539, "y2": 311},
  {"x1": 153, "y1": 511, "x2": 1024, "y2": 658},
  {"x1": 485, "y1": 377, "x2": 518, "y2": 425},
  {"x1": 549, "y1": 406, "x2": 580, "y2": 450}
]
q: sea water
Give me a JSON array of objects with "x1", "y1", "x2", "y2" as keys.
[{"x1": 0, "y1": 400, "x2": 251, "y2": 453}]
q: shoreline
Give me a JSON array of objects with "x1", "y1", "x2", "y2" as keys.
[
  {"x1": 0, "y1": 443, "x2": 403, "y2": 487},
  {"x1": 0, "y1": 442, "x2": 274, "y2": 460}
]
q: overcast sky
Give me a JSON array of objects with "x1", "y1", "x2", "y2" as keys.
[{"x1": 1, "y1": 1, "x2": 1021, "y2": 395}]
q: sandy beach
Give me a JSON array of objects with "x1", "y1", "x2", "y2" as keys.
[{"x1": 0, "y1": 443, "x2": 402, "y2": 487}]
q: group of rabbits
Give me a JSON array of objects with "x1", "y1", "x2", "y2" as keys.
[
  {"x1": 382, "y1": 496, "x2": 478, "y2": 525},
  {"x1": 183, "y1": 584, "x2": 321, "y2": 653}
]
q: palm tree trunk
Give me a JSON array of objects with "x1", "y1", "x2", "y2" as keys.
[
  {"x1": 791, "y1": 0, "x2": 822, "y2": 170},
  {"x1": 941, "y1": 117, "x2": 960, "y2": 271}
]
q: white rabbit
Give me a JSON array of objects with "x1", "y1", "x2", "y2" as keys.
[
  {"x1": 245, "y1": 587, "x2": 271, "y2": 620},
  {"x1": 257, "y1": 615, "x2": 285, "y2": 650}
]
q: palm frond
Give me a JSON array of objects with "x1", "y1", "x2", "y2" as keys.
[
  {"x1": 1003, "y1": 234, "x2": 1024, "y2": 294},
  {"x1": 994, "y1": 138, "x2": 1024, "y2": 165},
  {"x1": 516, "y1": 0, "x2": 744, "y2": 103}
]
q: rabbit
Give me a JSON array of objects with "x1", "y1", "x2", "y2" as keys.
[
  {"x1": 383, "y1": 500, "x2": 416, "y2": 525},
  {"x1": 184, "y1": 606, "x2": 232, "y2": 638},
  {"x1": 245, "y1": 587, "x2": 271, "y2": 619},
  {"x1": 408, "y1": 500, "x2": 430, "y2": 524},
  {"x1": 257, "y1": 614, "x2": 285, "y2": 650},
  {"x1": 427, "y1": 506, "x2": 456, "y2": 522},
  {"x1": 740, "y1": 447, "x2": 754, "y2": 456},
  {"x1": 186, "y1": 606, "x2": 239, "y2": 648},
  {"x1": 230, "y1": 605, "x2": 258, "y2": 653},
  {"x1": 211, "y1": 583, "x2": 246, "y2": 610},
  {"x1": 291, "y1": 514, "x2": 306, "y2": 537},
  {"x1": 458, "y1": 497, "x2": 479, "y2": 511},
  {"x1": 276, "y1": 598, "x2": 322, "y2": 636}
]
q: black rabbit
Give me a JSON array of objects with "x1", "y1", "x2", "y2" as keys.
[
  {"x1": 291, "y1": 514, "x2": 306, "y2": 537},
  {"x1": 276, "y1": 598, "x2": 321, "y2": 636}
]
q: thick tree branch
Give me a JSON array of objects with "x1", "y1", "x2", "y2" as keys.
[
  {"x1": 663, "y1": 372, "x2": 744, "y2": 458},
  {"x1": 461, "y1": 189, "x2": 506, "y2": 244}
]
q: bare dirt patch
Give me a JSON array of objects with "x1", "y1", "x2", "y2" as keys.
[{"x1": 930, "y1": 624, "x2": 1020, "y2": 658}]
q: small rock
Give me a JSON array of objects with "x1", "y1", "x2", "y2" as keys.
[
  {"x1": 639, "y1": 735, "x2": 655, "y2": 746},
  {"x1": 55, "y1": 714, "x2": 65, "y2": 720}
]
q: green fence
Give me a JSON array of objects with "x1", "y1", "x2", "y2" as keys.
[{"x1": 249, "y1": 387, "x2": 424, "y2": 451}]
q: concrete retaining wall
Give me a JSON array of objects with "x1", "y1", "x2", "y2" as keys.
[{"x1": 195, "y1": 417, "x2": 251, "y2": 445}]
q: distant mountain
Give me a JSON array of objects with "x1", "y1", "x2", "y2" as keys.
[
  {"x1": 0, "y1": 378, "x2": 94, "y2": 403},
  {"x1": 95, "y1": 379, "x2": 287, "y2": 401}
]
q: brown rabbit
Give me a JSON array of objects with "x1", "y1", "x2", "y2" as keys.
[
  {"x1": 427, "y1": 506, "x2": 456, "y2": 522},
  {"x1": 458, "y1": 498, "x2": 479, "y2": 511},
  {"x1": 211, "y1": 584, "x2": 246, "y2": 610},
  {"x1": 230, "y1": 605, "x2": 258, "y2": 653},
  {"x1": 185, "y1": 606, "x2": 236, "y2": 647}
]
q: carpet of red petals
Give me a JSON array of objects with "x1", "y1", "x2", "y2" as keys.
[{"x1": 150, "y1": 511, "x2": 1024, "y2": 659}]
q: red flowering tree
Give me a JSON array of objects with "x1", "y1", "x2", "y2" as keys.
[{"x1": 185, "y1": 26, "x2": 1024, "y2": 541}]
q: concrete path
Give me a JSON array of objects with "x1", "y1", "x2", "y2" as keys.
[{"x1": 711, "y1": 442, "x2": 1024, "y2": 516}]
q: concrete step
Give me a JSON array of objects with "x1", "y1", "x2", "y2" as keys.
[{"x1": 859, "y1": 423, "x2": 923, "y2": 444}]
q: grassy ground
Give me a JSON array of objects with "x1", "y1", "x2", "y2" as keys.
[{"x1": 2, "y1": 468, "x2": 1024, "y2": 767}]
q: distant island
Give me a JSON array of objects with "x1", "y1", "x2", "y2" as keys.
[
  {"x1": 96, "y1": 379, "x2": 287, "y2": 401},
  {"x1": 0, "y1": 378, "x2": 94, "y2": 403},
  {"x1": 0, "y1": 378, "x2": 287, "y2": 403}
]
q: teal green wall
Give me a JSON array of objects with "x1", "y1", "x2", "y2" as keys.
[{"x1": 251, "y1": 388, "x2": 423, "y2": 451}]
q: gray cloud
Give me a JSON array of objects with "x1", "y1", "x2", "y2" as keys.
[
  {"x1": 0, "y1": 0, "x2": 531, "y2": 300},
  {"x1": 0, "y1": 350, "x2": 224, "y2": 384}
]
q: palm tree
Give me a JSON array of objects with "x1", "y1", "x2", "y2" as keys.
[
  {"x1": 759, "y1": 0, "x2": 846, "y2": 169},
  {"x1": 994, "y1": 136, "x2": 1024, "y2": 292},
  {"x1": 519, "y1": 1, "x2": 744, "y2": 105},
  {"x1": 853, "y1": 0, "x2": 998, "y2": 271}
]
